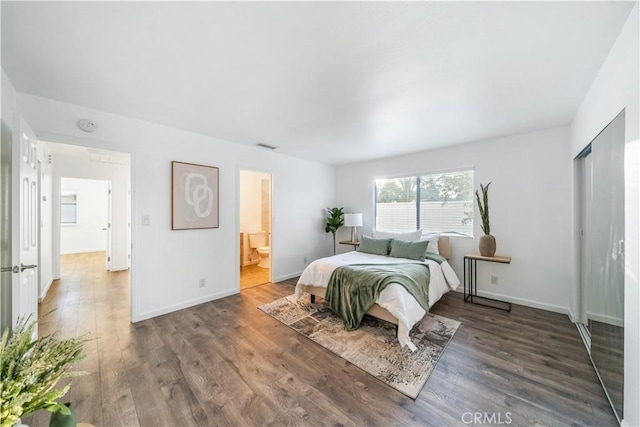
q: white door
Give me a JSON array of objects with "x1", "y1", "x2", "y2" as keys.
[
  {"x1": 126, "y1": 181, "x2": 131, "y2": 269},
  {"x1": 106, "y1": 182, "x2": 112, "y2": 270},
  {"x1": 11, "y1": 116, "x2": 39, "y2": 331}
]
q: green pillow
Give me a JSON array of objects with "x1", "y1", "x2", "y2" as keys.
[
  {"x1": 357, "y1": 236, "x2": 391, "y2": 256},
  {"x1": 389, "y1": 239, "x2": 429, "y2": 261}
]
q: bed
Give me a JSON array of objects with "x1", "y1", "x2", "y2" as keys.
[{"x1": 295, "y1": 235, "x2": 460, "y2": 351}]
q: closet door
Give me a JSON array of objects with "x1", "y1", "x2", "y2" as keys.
[{"x1": 590, "y1": 110, "x2": 625, "y2": 420}]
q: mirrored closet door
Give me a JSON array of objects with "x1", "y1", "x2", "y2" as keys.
[{"x1": 577, "y1": 110, "x2": 625, "y2": 422}]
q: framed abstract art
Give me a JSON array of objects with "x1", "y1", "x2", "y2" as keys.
[{"x1": 171, "y1": 161, "x2": 219, "y2": 230}]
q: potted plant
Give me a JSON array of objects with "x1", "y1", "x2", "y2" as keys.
[
  {"x1": 475, "y1": 182, "x2": 496, "y2": 257},
  {"x1": 0, "y1": 317, "x2": 87, "y2": 427},
  {"x1": 325, "y1": 207, "x2": 344, "y2": 255}
]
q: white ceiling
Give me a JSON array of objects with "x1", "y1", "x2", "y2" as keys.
[{"x1": 2, "y1": 2, "x2": 635, "y2": 165}]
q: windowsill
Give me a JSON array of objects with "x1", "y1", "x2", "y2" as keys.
[
  {"x1": 61, "y1": 223, "x2": 77, "y2": 227},
  {"x1": 435, "y1": 231, "x2": 474, "y2": 239}
]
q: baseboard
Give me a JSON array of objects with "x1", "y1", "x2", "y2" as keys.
[
  {"x1": 453, "y1": 287, "x2": 570, "y2": 315},
  {"x1": 60, "y1": 249, "x2": 106, "y2": 255},
  {"x1": 132, "y1": 289, "x2": 239, "y2": 323},
  {"x1": 38, "y1": 277, "x2": 54, "y2": 302},
  {"x1": 586, "y1": 311, "x2": 624, "y2": 327},
  {"x1": 109, "y1": 265, "x2": 129, "y2": 272},
  {"x1": 274, "y1": 271, "x2": 303, "y2": 283}
]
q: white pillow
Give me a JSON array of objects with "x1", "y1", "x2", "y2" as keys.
[
  {"x1": 420, "y1": 232, "x2": 440, "y2": 255},
  {"x1": 372, "y1": 229, "x2": 422, "y2": 242}
]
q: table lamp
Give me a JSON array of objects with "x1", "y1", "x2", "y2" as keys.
[{"x1": 344, "y1": 213, "x2": 363, "y2": 242}]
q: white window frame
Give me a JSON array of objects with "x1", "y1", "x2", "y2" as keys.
[
  {"x1": 374, "y1": 168, "x2": 474, "y2": 237},
  {"x1": 60, "y1": 192, "x2": 77, "y2": 226}
]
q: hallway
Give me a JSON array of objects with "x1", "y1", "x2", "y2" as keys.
[{"x1": 27, "y1": 252, "x2": 132, "y2": 426}]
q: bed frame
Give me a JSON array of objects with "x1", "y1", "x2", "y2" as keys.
[{"x1": 299, "y1": 236, "x2": 451, "y2": 325}]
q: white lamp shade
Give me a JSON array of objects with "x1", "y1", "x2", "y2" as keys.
[{"x1": 344, "y1": 213, "x2": 363, "y2": 227}]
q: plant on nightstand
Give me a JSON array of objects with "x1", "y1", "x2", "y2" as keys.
[
  {"x1": 475, "y1": 182, "x2": 496, "y2": 257},
  {"x1": 325, "y1": 207, "x2": 344, "y2": 255}
]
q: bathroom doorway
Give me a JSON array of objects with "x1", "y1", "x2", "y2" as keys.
[{"x1": 239, "y1": 170, "x2": 272, "y2": 289}]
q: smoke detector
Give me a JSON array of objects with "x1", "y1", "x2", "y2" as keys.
[{"x1": 77, "y1": 119, "x2": 98, "y2": 133}]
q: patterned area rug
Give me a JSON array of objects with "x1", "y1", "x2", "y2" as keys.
[{"x1": 258, "y1": 293, "x2": 460, "y2": 399}]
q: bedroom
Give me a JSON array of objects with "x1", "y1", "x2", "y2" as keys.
[{"x1": 0, "y1": 1, "x2": 638, "y2": 426}]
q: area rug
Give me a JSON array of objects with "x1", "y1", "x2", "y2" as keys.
[{"x1": 258, "y1": 293, "x2": 460, "y2": 399}]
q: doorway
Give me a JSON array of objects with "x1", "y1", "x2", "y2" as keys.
[
  {"x1": 59, "y1": 177, "x2": 111, "y2": 271},
  {"x1": 44, "y1": 142, "x2": 132, "y2": 325},
  {"x1": 239, "y1": 169, "x2": 272, "y2": 289}
]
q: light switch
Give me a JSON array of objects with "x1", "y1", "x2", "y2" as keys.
[{"x1": 141, "y1": 215, "x2": 151, "y2": 226}]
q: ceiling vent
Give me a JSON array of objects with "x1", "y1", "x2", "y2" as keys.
[
  {"x1": 88, "y1": 149, "x2": 130, "y2": 165},
  {"x1": 255, "y1": 142, "x2": 278, "y2": 150}
]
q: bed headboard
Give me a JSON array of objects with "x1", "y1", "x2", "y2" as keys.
[{"x1": 438, "y1": 236, "x2": 451, "y2": 259}]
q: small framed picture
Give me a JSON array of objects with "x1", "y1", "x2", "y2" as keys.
[{"x1": 171, "y1": 161, "x2": 219, "y2": 230}]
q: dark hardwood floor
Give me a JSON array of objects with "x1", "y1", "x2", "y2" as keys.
[{"x1": 25, "y1": 252, "x2": 617, "y2": 426}]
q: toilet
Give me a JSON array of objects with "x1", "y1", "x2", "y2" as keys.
[{"x1": 248, "y1": 232, "x2": 270, "y2": 269}]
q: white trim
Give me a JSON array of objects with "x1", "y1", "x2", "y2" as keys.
[
  {"x1": 38, "y1": 277, "x2": 54, "y2": 302},
  {"x1": 568, "y1": 308, "x2": 578, "y2": 323},
  {"x1": 109, "y1": 265, "x2": 129, "y2": 272},
  {"x1": 453, "y1": 287, "x2": 570, "y2": 315},
  {"x1": 586, "y1": 311, "x2": 625, "y2": 328},
  {"x1": 274, "y1": 271, "x2": 303, "y2": 283},
  {"x1": 132, "y1": 288, "x2": 238, "y2": 323},
  {"x1": 60, "y1": 248, "x2": 107, "y2": 255}
]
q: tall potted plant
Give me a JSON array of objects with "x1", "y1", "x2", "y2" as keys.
[
  {"x1": 325, "y1": 207, "x2": 344, "y2": 255},
  {"x1": 475, "y1": 182, "x2": 496, "y2": 257},
  {"x1": 0, "y1": 317, "x2": 87, "y2": 427}
]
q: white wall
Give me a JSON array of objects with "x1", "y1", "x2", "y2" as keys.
[
  {"x1": 240, "y1": 170, "x2": 270, "y2": 265},
  {"x1": 569, "y1": 5, "x2": 639, "y2": 426},
  {"x1": 16, "y1": 93, "x2": 335, "y2": 322},
  {"x1": 49, "y1": 148, "x2": 130, "y2": 275},
  {"x1": 60, "y1": 177, "x2": 109, "y2": 255},
  {"x1": 335, "y1": 126, "x2": 573, "y2": 314}
]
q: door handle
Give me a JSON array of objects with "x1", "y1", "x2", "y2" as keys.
[
  {"x1": 20, "y1": 263, "x2": 38, "y2": 272},
  {"x1": 1, "y1": 266, "x2": 20, "y2": 273}
]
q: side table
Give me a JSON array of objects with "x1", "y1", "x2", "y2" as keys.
[
  {"x1": 339, "y1": 240, "x2": 360, "y2": 250},
  {"x1": 464, "y1": 253, "x2": 512, "y2": 312}
]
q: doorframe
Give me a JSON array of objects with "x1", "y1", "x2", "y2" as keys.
[
  {"x1": 574, "y1": 145, "x2": 592, "y2": 348},
  {"x1": 237, "y1": 167, "x2": 273, "y2": 290},
  {"x1": 56, "y1": 176, "x2": 112, "y2": 269},
  {"x1": 31, "y1": 133, "x2": 137, "y2": 322}
]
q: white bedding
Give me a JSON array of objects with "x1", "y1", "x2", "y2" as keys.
[{"x1": 295, "y1": 251, "x2": 460, "y2": 351}]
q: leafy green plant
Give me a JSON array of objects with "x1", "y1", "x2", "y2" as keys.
[
  {"x1": 325, "y1": 207, "x2": 345, "y2": 255},
  {"x1": 475, "y1": 182, "x2": 491, "y2": 235},
  {"x1": 0, "y1": 317, "x2": 87, "y2": 427}
]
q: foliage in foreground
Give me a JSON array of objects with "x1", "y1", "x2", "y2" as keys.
[{"x1": 0, "y1": 317, "x2": 86, "y2": 427}]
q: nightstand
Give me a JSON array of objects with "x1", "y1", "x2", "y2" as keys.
[
  {"x1": 463, "y1": 253, "x2": 512, "y2": 312},
  {"x1": 339, "y1": 240, "x2": 360, "y2": 250}
]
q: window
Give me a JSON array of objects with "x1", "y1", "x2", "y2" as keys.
[
  {"x1": 60, "y1": 193, "x2": 77, "y2": 225},
  {"x1": 375, "y1": 169, "x2": 474, "y2": 236}
]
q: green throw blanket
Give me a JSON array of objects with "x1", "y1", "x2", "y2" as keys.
[
  {"x1": 424, "y1": 252, "x2": 446, "y2": 264},
  {"x1": 325, "y1": 263, "x2": 432, "y2": 331}
]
